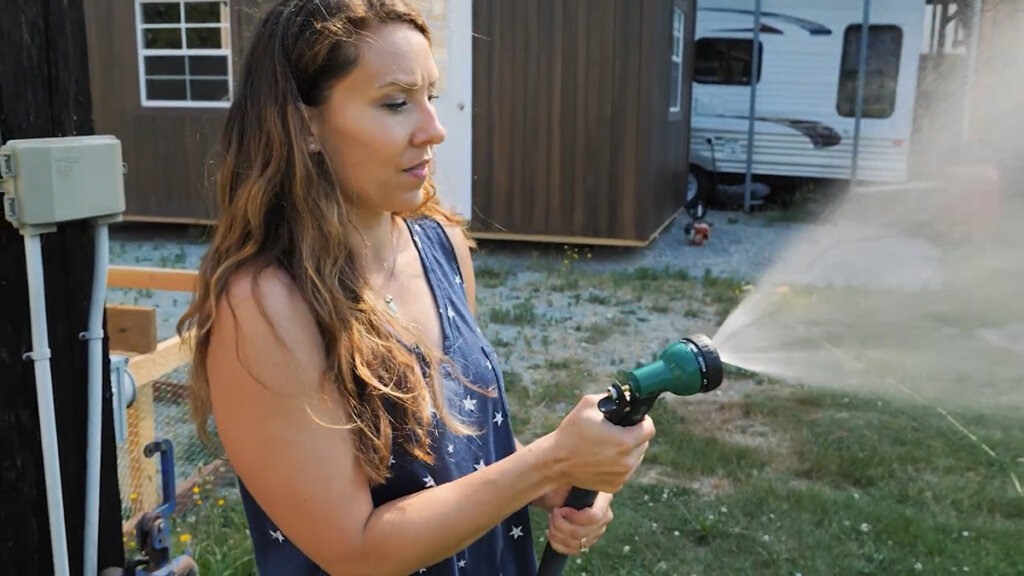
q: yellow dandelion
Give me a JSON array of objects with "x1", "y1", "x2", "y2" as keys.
[
  {"x1": 180, "y1": 534, "x2": 192, "y2": 543},
  {"x1": 192, "y1": 486, "x2": 200, "y2": 494},
  {"x1": 196, "y1": 499, "x2": 203, "y2": 505},
  {"x1": 217, "y1": 499, "x2": 225, "y2": 507},
  {"x1": 129, "y1": 493, "x2": 138, "y2": 501},
  {"x1": 128, "y1": 541, "x2": 136, "y2": 549}
]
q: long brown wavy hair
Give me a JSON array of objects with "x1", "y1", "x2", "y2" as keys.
[{"x1": 177, "y1": 0, "x2": 473, "y2": 486}]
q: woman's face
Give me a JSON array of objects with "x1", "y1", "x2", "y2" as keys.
[{"x1": 309, "y1": 22, "x2": 446, "y2": 213}]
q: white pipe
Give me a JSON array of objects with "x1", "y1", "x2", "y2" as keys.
[
  {"x1": 24, "y1": 232, "x2": 71, "y2": 576},
  {"x1": 962, "y1": 0, "x2": 983, "y2": 141},
  {"x1": 743, "y1": 0, "x2": 762, "y2": 212},
  {"x1": 82, "y1": 223, "x2": 108, "y2": 576},
  {"x1": 851, "y1": 0, "x2": 872, "y2": 188}
]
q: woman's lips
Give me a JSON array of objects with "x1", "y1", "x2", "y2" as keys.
[{"x1": 403, "y1": 161, "x2": 430, "y2": 180}]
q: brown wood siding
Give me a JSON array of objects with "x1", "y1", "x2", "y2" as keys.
[
  {"x1": 82, "y1": 0, "x2": 274, "y2": 222},
  {"x1": 640, "y1": 0, "x2": 696, "y2": 236},
  {"x1": 472, "y1": 0, "x2": 694, "y2": 243}
]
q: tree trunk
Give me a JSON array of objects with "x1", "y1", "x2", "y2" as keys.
[{"x1": 0, "y1": 0, "x2": 126, "y2": 572}]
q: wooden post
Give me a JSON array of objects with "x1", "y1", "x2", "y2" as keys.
[{"x1": 0, "y1": 0, "x2": 125, "y2": 572}]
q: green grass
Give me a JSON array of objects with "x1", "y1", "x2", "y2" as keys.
[
  {"x1": 524, "y1": 386, "x2": 1024, "y2": 575},
  {"x1": 475, "y1": 264, "x2": 515, "y2": 289},
  {"x1": 487, "y1": 299, "x2": 538, "y2": 326}
]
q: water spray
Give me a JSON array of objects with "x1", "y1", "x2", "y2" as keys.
[{"x1": 536, "y1": 334, "x2": 724, "y2": 576}]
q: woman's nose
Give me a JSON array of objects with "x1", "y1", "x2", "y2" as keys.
[{"x1": 412, "y1": 103, "x2": 446, "y2": 148}]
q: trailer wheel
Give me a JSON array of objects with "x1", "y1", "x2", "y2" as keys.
[{"x1": 686, "y1": 166, "x2": 711, "y2": 220}]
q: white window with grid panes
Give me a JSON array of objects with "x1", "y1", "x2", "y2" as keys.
[
  {"x1": 670, "y1": 7, "x2": 685, "y2": 113},
  {"x1": 136, "y1": 0, "x2": 232, "y2": 107}
]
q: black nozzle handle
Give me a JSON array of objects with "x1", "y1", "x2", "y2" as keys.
[
  {"x1": 536, "y1": 389, "x2": 662, "y2": 576},
  {"x1": 536, "y1": 486, "x2": 597, "y2": 576}
]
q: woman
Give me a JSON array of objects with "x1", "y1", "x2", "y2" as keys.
[{"x1": 177, "y1": 1, "x2": 655, "y2": 574}]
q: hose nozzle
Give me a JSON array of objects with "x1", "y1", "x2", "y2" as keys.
[{"x1": 626, "y1": 334, "x2": 723, "y2": 399}]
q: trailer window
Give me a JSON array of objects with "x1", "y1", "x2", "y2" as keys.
[
  {"x1": 136, "y1": 0, "x2": 233, "y2": 107},
  {"x1": 694, "y1": 38, "x2": 762, "y2": 85},
  {"x1": 670, "y1": 7, "x2": 686, "y2": 112},
  {"x1": 837, "y1": 25, "x2": 902, "y2": 119}
]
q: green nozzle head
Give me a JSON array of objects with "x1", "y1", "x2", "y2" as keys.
[{"x1": 626, "y1": 334, "x2": 723, "y2": 399}]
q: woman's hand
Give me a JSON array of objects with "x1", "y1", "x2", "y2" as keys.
[
  {"x1": 548, "y1": 394, "x2": 655, "y2": 494},
  {"x1": 545, "y1": 492, "x2": 614, "y2": 556}
]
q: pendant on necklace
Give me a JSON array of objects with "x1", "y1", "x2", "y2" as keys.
[{"x1": 384, "y1": 294, "x2": 398, "y2": 315}]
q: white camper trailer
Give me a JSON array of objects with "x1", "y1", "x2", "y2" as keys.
[{"x1": 688, "y1": 0, "x2": 926, "y2": 200}]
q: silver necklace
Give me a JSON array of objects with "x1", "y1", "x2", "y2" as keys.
[{"x1": 380, "y1": 216, "x2": 399, "y2": 316}]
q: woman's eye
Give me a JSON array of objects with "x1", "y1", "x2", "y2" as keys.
[{"x1": 384, "y1": 101, "x2": 408, "y2": 111}]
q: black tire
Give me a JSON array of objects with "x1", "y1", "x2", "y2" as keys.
[{"x1": 686, "y1": 165, "x2": 712, "y2": 220}]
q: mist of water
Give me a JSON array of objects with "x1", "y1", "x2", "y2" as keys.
[{"x1": 714, "y1": 42, "x2": 1024, "y2": 415}]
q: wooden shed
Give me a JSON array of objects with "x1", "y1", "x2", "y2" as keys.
[
  {"x1": 82, "y1": 0, "x2": 697, "y2": 245},
  {"x1": 471, "y1": 0, "x2": 698, "y2": 245}
]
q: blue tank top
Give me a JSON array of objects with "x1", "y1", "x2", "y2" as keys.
[{"x1": 237, "y1": 216, "x2": 537, "y2": 575}]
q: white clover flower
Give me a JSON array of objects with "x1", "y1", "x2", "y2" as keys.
[
  {"x1": 860, "y1": 523, "x2": 871, "y2": 532},
  {"x1": 914, "y1": 562, "x2": 923, "y2": 571}
]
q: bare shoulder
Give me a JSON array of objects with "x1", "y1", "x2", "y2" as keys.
[
  {"x1": 441, "y1": 223, "x2": 477, "y2": 313},
  {"x1": 205, "y1": 264, "x2": 373, "y2": 569},
  {"x1": 210, "y1": 264, "x2": 328, "y2": 398}
]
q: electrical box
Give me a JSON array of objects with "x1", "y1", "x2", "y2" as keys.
[{"x1": 0, "y1": 135, "x2": 126, "y2": 232}]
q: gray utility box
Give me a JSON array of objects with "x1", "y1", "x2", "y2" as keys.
[{"x1": 1, "y1": 135, "x2": 126, "y2": 230}]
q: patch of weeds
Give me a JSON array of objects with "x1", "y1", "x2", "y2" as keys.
[
  {"x1": 486, "y1": 299, "x2": 537, "y2": 326},
  {"x1": 700, "y1": 270, "x2": 745, "y2": 320},
  {"x1": 584, "y1": 290, "x2": 612, "y2": 305},
  {"x1": 649, "y1": 301, "x2": 671, "y2": 314},
  {"x1": 550, "y1": 275, "x2": 581, "y2": 292},
  {"x1": 615, "y1": 266, "x2": 692, "y2": 284},
  {"x1": 489, "y1": 334, "x2": 513, "y2": 349},
  {"x1": 160, "y1": 475, "x2": 256, "y2": 575},
  {"x1": 172, "y1": 245, "x2": 188, "y2": 267},
  {"x1": 582, "y1": 320, "x2": 616, "y2": 346},
  {"x1": 475, "y1": 265, "x2": 513, "y2": 288}
]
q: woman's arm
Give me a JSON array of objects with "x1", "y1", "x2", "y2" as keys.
[{"x1": 209, "y1": 268, "x2": 652, "y2": 575}]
